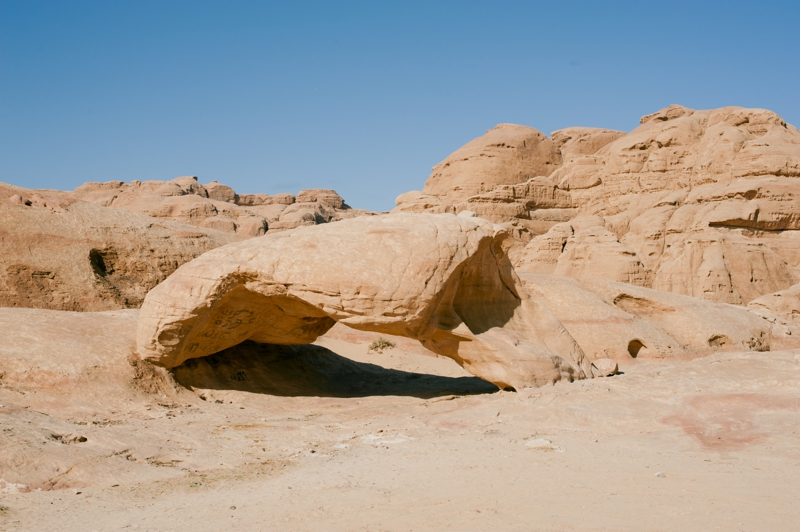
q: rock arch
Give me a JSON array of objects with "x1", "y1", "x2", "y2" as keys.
[{"x1": 136, "y1": 214, "x2": 592, "y2": 390}]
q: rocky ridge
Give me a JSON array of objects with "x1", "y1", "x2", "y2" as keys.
[
  {"x1": 72, "y1": 176, "x2": 373, "y2": 236},
  {"x1": 2, "y1": 179, "x2": 371, "y2": 311},
  {"x1": 397, "y1": 105, "x2": 800, "y2": 305}
]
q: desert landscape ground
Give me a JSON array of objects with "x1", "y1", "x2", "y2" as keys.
[{"x1": 2, "y1": 104, "x2": 800, "y2": 531}]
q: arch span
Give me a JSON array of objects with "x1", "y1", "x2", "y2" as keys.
[{"x1": 136, "y1": 214, "x2": 592, "y2": 390}]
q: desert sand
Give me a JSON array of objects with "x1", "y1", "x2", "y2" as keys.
[{"x1": 1, "y1": 312, "x2": 798, "y2": 530}]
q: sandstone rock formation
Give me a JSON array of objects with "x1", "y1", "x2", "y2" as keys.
[
  {"x1": 399, "y1": 105, "x2": 800, "y2": 304},
  {"x1": 516, "y1": 216, "x2": 652, "y2": 286},
  {"x1": 0, "y1": 305, "x2": 497, "y2": 492},
  {"x1": 419, "y1": 124, "x2": 564, "y2": 203},
  {"x1": 0, "y1": 182, "x2": 240, "y2": 311},
  {"x1": 73, "y1": 177, "x2": 369, "y2": 236},
  {"x1": 519, "y1": 274, "x2": 795, "y2": 362},
  {"x1": 136, "y1": 214, "x2": 593, "y2": 389},
  {"x1": 748, "y1": 282, "x2": 800, "y2": 325},
  {"x1": 3, "y1": 178, "x2": 374, "y2": 311}
]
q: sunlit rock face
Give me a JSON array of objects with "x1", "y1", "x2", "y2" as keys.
[
  {"x1": 136, "y1": 213, "x2": 593, "y2": 390},
  {"x1": 398, "y1": 105, "x2": 800, "y2": 304}
]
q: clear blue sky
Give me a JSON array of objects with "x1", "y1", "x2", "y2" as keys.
[{"x1": 1, "y1": 1, "x2": 798, "y2": 211}]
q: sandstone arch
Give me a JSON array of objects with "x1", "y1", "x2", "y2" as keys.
[{"x1": 136, "y1": 214, "x2": 592, "y2": 390}]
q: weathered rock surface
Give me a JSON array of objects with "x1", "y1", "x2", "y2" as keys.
[
  {"x1": 72, "y1": 178, "x2": 369, "y2": 236},
  {"x1": 591, "y1": 358, "x2": 618, "y2": 377},
  {"x1": 551, "y1": 127, "x2": 627, "y2": 162},
  {"x1": 0, "y1": 306, "x2": 493, "y2": 492},
  {"x1": 400, "y1": 105, "x2": 800, "y2": 303},
  {"x1": 416, "y1": 124, "x2": 565, "y2": 203},
  {"x1": 0, "y1": 182, "x2": 241, "y2": 311},
  {"x1": 3, "y1": 179, "x2": 374, "y2": 311},
  {"x1": 748, "y1": 283, "x2": 800, "y2": 325},
  {"x1": 137, "y1": 214, "x2": 593, "y2": 389},
  {"x1": 517, "y1": 217, "x2": 653, "y2": 286},
  {"x1": 519, "y1": 274, "x2": 797, "y2": 362}
]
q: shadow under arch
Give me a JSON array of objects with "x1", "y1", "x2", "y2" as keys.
[{"x1": 172, "y1": 341, "x2": 499, "y2": 399}]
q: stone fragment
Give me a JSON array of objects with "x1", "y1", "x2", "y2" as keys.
[{"x1": 591, "y1": 358, "x2": 618, "y2": 377}]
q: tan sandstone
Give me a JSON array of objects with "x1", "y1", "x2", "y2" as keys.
[
  {"x1": 136, "y1": 214, "x2": 593, "y2": 390},
  {"x1": 72, "y1": 178, "x2": 371, "y2": 236},
  {"x1": 748, "y1": 282, "x2": 800, "y2": 325},
  {"x1": 399, "y1": 105, "x2": 800, "y2": 304},
  {"x1": 519, "y1": 274, "x2": 796, "y2": 362},
  {"x1": 0, "y1": 182, "x2": 240, "y2": 311}
]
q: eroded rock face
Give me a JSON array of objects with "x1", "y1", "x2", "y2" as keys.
[
  {"x1": 401, "y1": 105, "x2": 800, "y2": 304},
  {"x1": 517, "y1": 217, "x2": 652, "y2": 286},
  {"x1": 748, "y1": 283, "x2": 800, "y2": 325},
  {"x1": 419, "y1": 124, "x2": 564, "y2": 203},
  {"x1": 521, "y1": 106, "x2": 800, "y2": 303},
  {"x1": 73, "y1": 176, "x2": 268, "y2": 236},
  {"x1": 551, "y1": 127, "x2": 627, "y2": 162},
  {"x1": 3, "y1": 178, "x2": 373, "y2": 311},
  {"x1": 519, "y1": 274, "x2": 793, "y2": 362},
  {"x1": 137, "y1": 214, "x2": 593, "y2": 389},
  {"x1": 0, "y1": 183, "x2": 241, "y2": 311},
  {"x1": 73, "y1": 178, "x2": 371, "y2": 236}
]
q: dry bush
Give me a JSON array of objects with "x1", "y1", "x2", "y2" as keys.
[{"x1": 368, "y1": 337, "x2": 396, "y2": 353}]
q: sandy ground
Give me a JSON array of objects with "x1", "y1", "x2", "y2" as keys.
[{"x1": 1, "y1": 320, "x2": 800, "y2": 531}]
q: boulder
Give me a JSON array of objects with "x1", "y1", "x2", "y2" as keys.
[
  {"x1": 591, "y1": 358, "x2": 618, "y2": 377},
  {"x1": 296, "y1": 189, "x2": 345, "y2": 209},
  {"x1": 203, "y1": 180, "x2": 238, "y2": 203},
  {"x1": 136, "y1": 214, "x2": 593, "y2": 390}
]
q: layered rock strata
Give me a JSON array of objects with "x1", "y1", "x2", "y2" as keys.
[
  {"x1": 73, "y1": 177, "x2": 371, "y2": 236},
  {"x1": 519, "y1": 274, "x2": 795, "y2": 362},
  {"x1": 398, "y1": 105, "x2": 800, "y2": 304},
  {"x1": 0, "y1": 183, "x2": 240, "y2": 311}
]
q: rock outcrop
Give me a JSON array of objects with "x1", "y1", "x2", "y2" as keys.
[
  {"x1": 73, "y1": 177, "x2": 369, "y2": 236},
  {"x1": 418, "y1": 124, "x2": 564, "y2": 203},
  {"x1": 136, "y1": 214, "x2": 593, "y2": 390},
  {"x1": 0, "y1": 182, "x2": 241, "y2": 311},
  {"x1": 3, "y1": 179, "x2": 374, "y2": 311},
  {"x1": 519, "y1": 274, "x2": 794, "y2": 362},
  {"x1": 516, "y1": 216, "x2": 653, "y2": 286},
  {"x1": 748, "y1": 282, "x2": 800, "y2": 325},
  {"x1": 400, "y1": 105, "x2": 800, "y2": 304}
]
